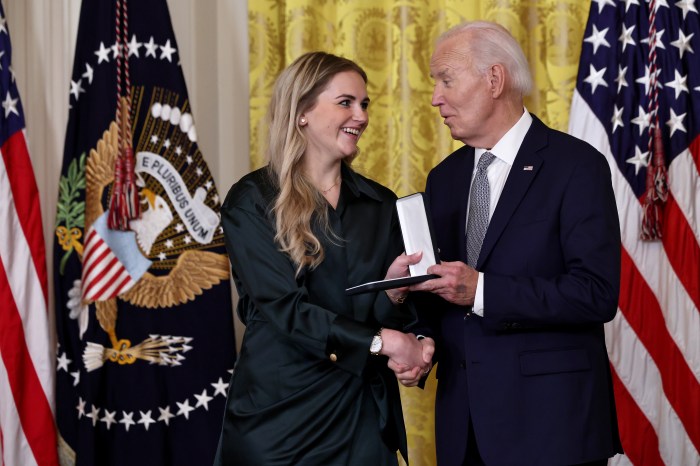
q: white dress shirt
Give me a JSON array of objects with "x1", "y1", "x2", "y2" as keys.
[{"x1": 471, "y1": 109, "x2": 533, "y2": 316}]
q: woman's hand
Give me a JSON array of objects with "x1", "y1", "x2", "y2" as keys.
[
  {"x1": 387, "y1": 336, "x2": 435, "y2": 387},
  {"x1": 380, "y1": 329, "x2": 434, "y2": 386},
  {"x1": 384, "y1": 251, "x2": 422, "y2": 304},
  {"x1": 384, "y1": 251, "x2": 423, "y2": 280}
]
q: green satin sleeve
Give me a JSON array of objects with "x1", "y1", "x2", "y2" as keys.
[{"x1": 221, "y1": 190, "x2": 376, "y2": 378}]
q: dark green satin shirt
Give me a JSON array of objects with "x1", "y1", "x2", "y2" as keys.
[{"x1": 215, "y1": 164, "x2": 412, "y2": 465}]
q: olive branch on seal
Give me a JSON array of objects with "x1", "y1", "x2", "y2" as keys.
[{"x1": 55, "y1": 152, "x2": 86, "y2": 275}]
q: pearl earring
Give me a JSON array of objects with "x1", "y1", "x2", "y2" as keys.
[{"x1": 300, "y1": 117, "x2": 306, "y2": 125}]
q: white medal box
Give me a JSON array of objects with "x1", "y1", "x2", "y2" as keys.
[{"x1": 346, "y1": 192, "x2": 440, "y2": 295}]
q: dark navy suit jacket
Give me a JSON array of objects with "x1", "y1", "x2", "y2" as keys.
[{"x1": 417, "y1": 115, "x2": 624, "y2": 466}]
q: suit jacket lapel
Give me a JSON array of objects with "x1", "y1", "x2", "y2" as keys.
[
  {"x1": 458, "y1": 146, "x2": 475, "y2": 263},
  {"x1": 477, "y1": 116, "x2": 548, "y2": 268}
]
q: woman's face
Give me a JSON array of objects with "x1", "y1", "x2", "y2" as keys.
[{"x1": 300, "y1": 71, "x2": 369, "y2": 164}]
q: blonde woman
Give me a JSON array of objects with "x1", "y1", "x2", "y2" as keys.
[{"x1": 214, "y1": 52, "x2": 433, "y2": 465}]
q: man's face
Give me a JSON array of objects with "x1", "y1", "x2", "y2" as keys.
[{"x1": 430, "y1": 34, "x2": 492, "y2": 146}]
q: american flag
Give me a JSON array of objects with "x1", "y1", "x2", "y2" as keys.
[
  {"x1": 569, "y1": 1, "x2": 700, "y2": 465},
  {"x1": 0, "y1": 2, "x2": 59, "y2": 465}
]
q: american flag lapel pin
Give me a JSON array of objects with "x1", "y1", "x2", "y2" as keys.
[{"x1": 523, "y1": 165, "x2": 534, "y2": 171}]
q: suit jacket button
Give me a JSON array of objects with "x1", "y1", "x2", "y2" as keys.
[
  {"x1": 460, "y1": 361, "x2": 466, "y2": 369},
  {"x1": 329, "y1": 353, "x2": 338, "y2": 362}
]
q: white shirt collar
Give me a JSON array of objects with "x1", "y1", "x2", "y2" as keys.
[{"x1": 475, "y1": 108, "x2": 533, "y2": 165}]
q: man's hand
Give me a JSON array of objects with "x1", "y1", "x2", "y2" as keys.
[
  {"x1": 380, "y1": 330, "x2": 433, "y2": 385},
  {"x1": 388, "y1": 337, "x2": 435, "y2": 387},
  {"x1": 411, "y1": 261, "x2": 478, "y2": 306}
]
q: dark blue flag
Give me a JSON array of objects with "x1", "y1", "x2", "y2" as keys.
[{"x1": 53, "y1": 1, "x2": 236, "y2": 464}]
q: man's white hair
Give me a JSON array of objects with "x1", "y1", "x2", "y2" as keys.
[{"x1": 437, "y1": 20, "x2": 533, "y2": 96}]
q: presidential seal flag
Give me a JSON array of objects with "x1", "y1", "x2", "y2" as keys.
[
  {"x1": 54, "y1": 1, "x2": 236, "y2": 464},
  {"x1": 569, "y1": 0, "x2": 700, "y2": 465}
]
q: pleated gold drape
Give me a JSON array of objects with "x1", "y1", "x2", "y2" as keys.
[{"x1": 248, "y1": 1, "x2": 590, "y2": 465}]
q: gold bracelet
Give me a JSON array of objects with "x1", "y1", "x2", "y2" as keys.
[{"x1": 387, "y1": 291, "x2": 406, "y2": 304}]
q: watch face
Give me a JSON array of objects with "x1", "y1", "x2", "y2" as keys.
[{"x1": 370, "y1": 335, "x2": 382, "y2": 354}]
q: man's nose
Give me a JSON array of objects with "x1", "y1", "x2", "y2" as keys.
[{"x1": 431, "y1": 87, "x2": 442, "y2": 107}]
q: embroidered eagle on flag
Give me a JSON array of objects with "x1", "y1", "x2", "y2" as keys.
[{"x1": 57, "y1": 101, "x2": 230, "y2": 371}]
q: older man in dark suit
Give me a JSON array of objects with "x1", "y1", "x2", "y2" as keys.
[{"x1": 396, "y1": 21, "x2": 624, "y2": 466}]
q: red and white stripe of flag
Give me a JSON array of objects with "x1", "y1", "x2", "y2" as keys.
[
  {"x1": 80, "y1": 227, "x2": 136, "y2": 303},
  {"x1": 570, "y1": 91, "x2": 700, "y2": 466},
  {"x1": 0, "y1": 129, "x2": 59, "y2": 465}
]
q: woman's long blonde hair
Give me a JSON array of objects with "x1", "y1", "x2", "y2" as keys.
[{"x1": 266, "y1": 52, "x2": 368, "y2": 276}]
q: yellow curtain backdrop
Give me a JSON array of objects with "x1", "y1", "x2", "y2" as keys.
[{"x1": 248, "y1": 1, "x2": 590, "y2": 464}]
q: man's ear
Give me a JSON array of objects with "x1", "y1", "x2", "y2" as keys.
[{"x1": 489, "y1": 64, "x2": 506, "y2": 98}]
